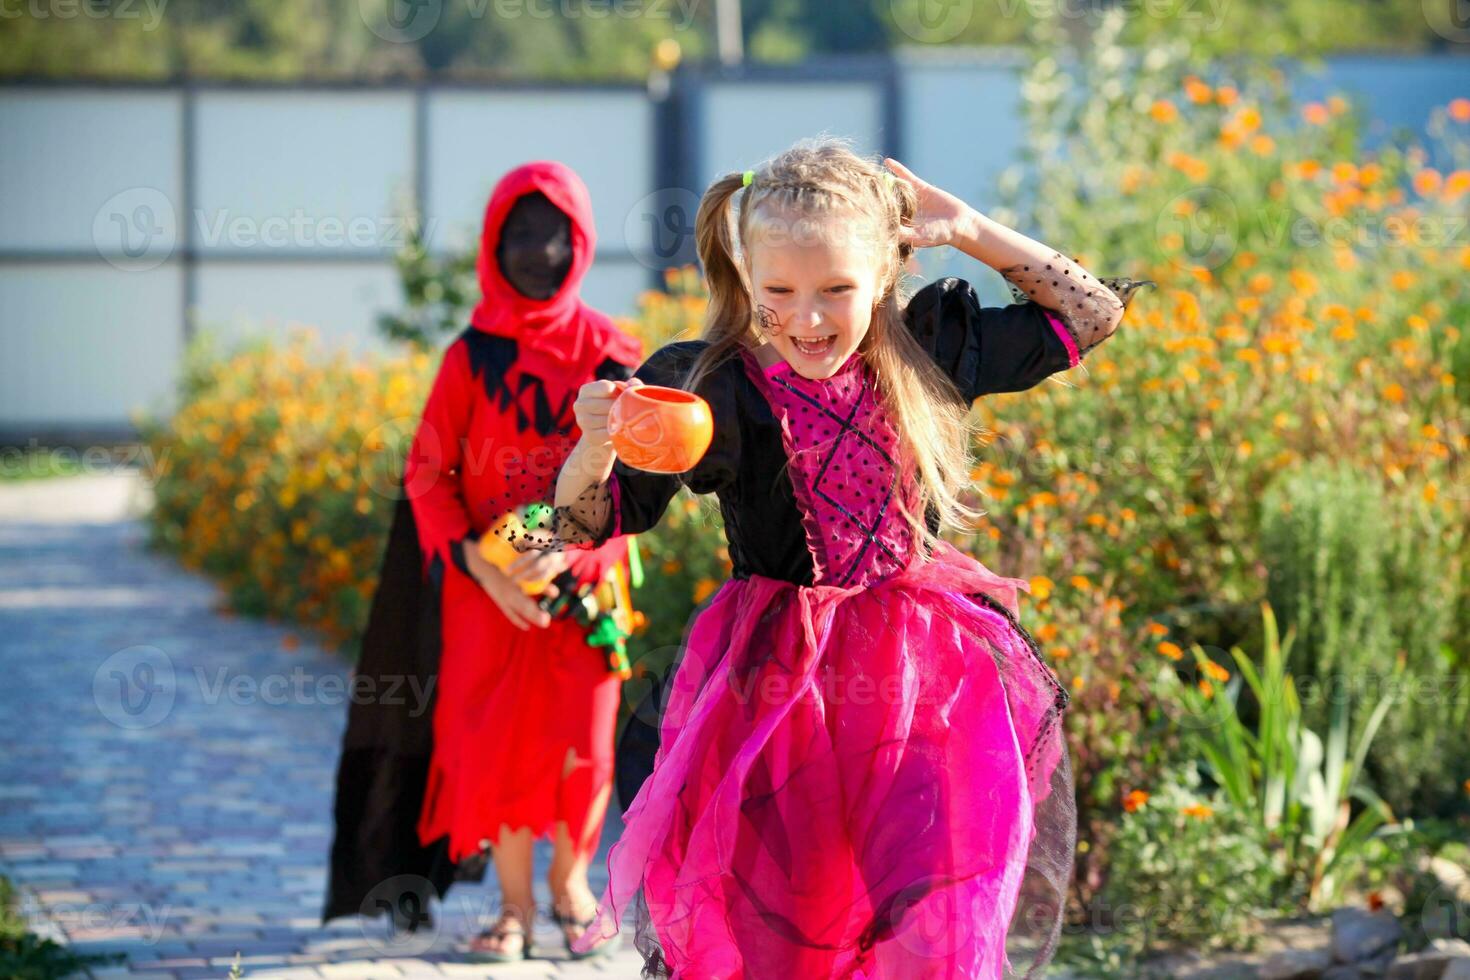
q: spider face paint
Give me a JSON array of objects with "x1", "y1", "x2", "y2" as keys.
[{"x1": 754, "y1": 304, "x2": 784, "y2": 336}]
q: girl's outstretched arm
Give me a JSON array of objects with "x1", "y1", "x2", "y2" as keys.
[{"x1": 885, "y1": 157, "x2": 1128, "y2": 360}]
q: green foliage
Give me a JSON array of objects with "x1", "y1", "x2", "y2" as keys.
[
  {"x1": 0, "y1": 876, "x2": 122, "y2": 980},
  {"x1": 1160, "y1": 604, "x2": 1397, "y2": 911},
  {"x1": 0, "y1": 0, "x2": 1445, "y2": 82},
  {"x1": 1260, "y1": 457, "x2": 1468, "y2": 819},
  {"x1": 376, "y1": 227, "x2": 478, "y2": 350},
  {"x1": 1063, "y1": 765, "x2": 1283, "y2": 970}
]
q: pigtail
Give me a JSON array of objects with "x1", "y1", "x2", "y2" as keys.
[{"x1": 686, "y1": 173, "x2": 754, "y2": 394}]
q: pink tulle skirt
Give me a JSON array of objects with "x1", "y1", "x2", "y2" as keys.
[{"x1": 574, "y1": 543, "x2": 1076, "y2": 979}]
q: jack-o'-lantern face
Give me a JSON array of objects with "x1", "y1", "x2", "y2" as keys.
[{"x1": 608, "y1": 386, "x2": 714, "y2": 474}]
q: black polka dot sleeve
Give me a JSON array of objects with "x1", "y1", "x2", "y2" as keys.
[{"x1": 904, "y1": 277, "x2": 1082, "y2": 399}]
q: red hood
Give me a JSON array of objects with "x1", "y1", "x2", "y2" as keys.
[
  {"x1": 473, "y1": 160, "x2": 597, "y2": 335},
  {"x1": 468, "y1": 160, "x2": 642, "y2": 407}
]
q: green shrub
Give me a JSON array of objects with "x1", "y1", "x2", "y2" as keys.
[
  {"x1": 1078, "y1": 765, "x2": 1283, "y2": 966},
  {"x1": 1260, "y1": 457, "x2": 1468, "y2": 817}
]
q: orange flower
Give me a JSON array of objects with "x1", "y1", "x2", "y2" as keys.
[
  {"x1": 1449, "y1": 98, "x2": 1470, "y2": 123},
  {"x1": 1383, "y1": 383, "x2": 1406, "y2": 403},
  {"x1": 1150, "y1": 100, "x2": 1179, "y2": 123},
  {"x1": 1147, "y1": 622, "x2": 1170, "y2": 637},
  {"x1": 1069, "y1": 574, "x2": 1093, "y2": 591},
  {"x1": 1445, "y1": 170, "x2": 1470, "y2": 200},
  {"x1": 1414, "y1": 169, "x2": 1443, "y2": 196},
  {"x1": 1303, "y1": 102, "x2": 1330, "y2": 126},
  {"x1": 1198, "y1": 679, "x2": 1215, "y2": 697},
  {"x1": 1123, "y1": 790, "x2": 1150, "y2": 813},
  {"x1": 1181, "y1": 803, "x2": 1215, "y2": 820},
  {"x1": 1185, "y1": 78, "x2": 1213, "y2": 104},
  {"x1": 1029, "y1": 576, "x2": 1054, "y2": 601},
  {"x1": 692, "y1": 578, "x2": 719, "y2": 603},
  {"x1": 1215, "y1": 85, "x2": 1238, "y2": 106},
  {"x1": 1201, "y1": 659, "x2": 1231, "y2": 682},
  {"x1": 1157, "y1": 641, "x2": 1184, "y2": 661},
  {"x1": 1293, "y1": 160, "x2": 1323, "y2": 180}
]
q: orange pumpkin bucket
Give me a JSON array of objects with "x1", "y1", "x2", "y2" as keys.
[{"x1": 608, "y1": 384, "x2": 714, "y2": 474}]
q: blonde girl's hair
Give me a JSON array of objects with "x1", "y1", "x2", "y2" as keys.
[{"x1": 685, "y1": 135, "x2": 983, "y2": 546}]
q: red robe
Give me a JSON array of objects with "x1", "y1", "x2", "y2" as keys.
[{"x1": 406, "y1": 161, "x2": 642, "y2": 862}]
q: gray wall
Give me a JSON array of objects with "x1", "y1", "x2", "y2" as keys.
[{"x1": 3, "y1": 52, "x2": 1469, "y2": 439}]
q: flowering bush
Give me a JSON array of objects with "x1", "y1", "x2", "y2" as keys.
[
  {"x1": 983, "y1": 14, "x2": 1470, "y2": 907},
  {"x1": 142, "y1": 333, "x2": 436, "y2": 649}
]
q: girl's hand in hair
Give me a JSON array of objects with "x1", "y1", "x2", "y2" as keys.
[{"x1": 883, "y1": 157, "x2": 980, "y2": 251}]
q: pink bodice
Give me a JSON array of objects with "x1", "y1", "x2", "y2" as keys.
[{"x1": 741, "y1": 348, "x2": 921, "y2": 588}]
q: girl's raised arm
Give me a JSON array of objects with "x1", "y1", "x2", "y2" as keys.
[{"x1": 886, "y1": 157, "x2": 1148, "y2": 361}]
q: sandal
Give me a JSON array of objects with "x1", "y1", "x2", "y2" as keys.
[
  {"x1": 465, "y1": 907, "x2": 531, "y2": 963},
  {"x1": 552, "y1": 903, "x2": 618, "y2": 961}
]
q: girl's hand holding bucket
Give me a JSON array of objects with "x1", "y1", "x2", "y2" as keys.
[{"x1": 573, "y1": 377, "x2": 714, "y2": 474}]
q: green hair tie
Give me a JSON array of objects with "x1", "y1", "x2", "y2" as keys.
[{"x1": 742, "y1": 169, "x2": 756, "y2": 188}]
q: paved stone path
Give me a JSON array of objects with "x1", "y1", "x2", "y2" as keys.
[{"x1": 0, "y1": 471, "x2": 644, "y2": 979}]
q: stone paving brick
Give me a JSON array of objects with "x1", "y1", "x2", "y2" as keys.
[{"x1": 0, "y1": 475, "x2": 646, "y2": 980}]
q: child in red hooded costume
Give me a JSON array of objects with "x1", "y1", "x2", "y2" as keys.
[{"x1": 323, "y1": 161, "x2": 641, "y2": 962}]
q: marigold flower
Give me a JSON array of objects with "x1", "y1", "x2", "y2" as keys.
[
  {"x1": 1150, "y1": 100, "x2": 1179, "y2": 123},
  {"x1": 1157, "y1": 641, "x2": 1184, "y2": 661},
  {"x1": 1181, "y1": 803, "x2": 1214, "y2": 820},
  {"x1": 1449, "y1": 98, "x2": 1470, "y2": 123},
  {"x1": 1123, "y1": 790, "x2": 1149, "y2": 813},
  {"x1": 1201, "y1": 659, "x2": 1230, "y2": 682}
]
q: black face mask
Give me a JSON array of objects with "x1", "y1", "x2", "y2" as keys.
[{"x1": 496, "y1": 191, "x2": 573, "y2": 301}]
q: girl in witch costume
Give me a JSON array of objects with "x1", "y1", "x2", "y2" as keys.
[
  {"x1": 503, "y1": 139, "x2": 1153, "y2": 979},
  {"x1": 323, "y1": 161, "x2": 641, "y2": 963}
]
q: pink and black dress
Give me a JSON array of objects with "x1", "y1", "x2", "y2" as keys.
[{"x1": 535, "y1": 275, "x2": 1140, "y2": 978}]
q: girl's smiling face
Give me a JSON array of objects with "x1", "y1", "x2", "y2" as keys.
[{"x1": 746, "y1": 216, "x2": 884, "y2": 380}]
